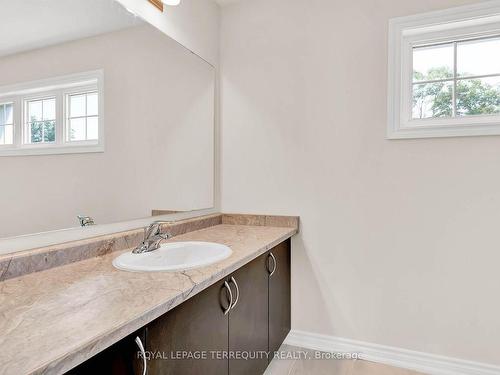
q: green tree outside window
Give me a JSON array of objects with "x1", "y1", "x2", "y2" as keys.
[{"x1": 412, "y1": 67, "x2": 500, "y2": 119}]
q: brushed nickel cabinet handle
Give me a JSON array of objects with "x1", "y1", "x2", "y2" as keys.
[
  {"x1": 230, "y1": 277, "x2": 240, "y2": 309},
  {"x1": 269, "y1": 252, "x2": 277, "y2": 277},
  {"x1": 223, "y1": 281, "x2": 233, "y2": 315},
  {"x1": 135, "y1": 336, "x2": 147, "y2": 375}
]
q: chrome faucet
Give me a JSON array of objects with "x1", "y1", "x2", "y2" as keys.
[
  {"x1": 132, "y1": 221, "x2": 173, "y2": 254},
  {"x1": 78, "y1": 215, "x2": 95, "y2": 227}
]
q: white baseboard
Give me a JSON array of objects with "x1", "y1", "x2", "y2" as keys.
[{"x1": 285, "y1": 330, "x2": 500, "y2": 375}]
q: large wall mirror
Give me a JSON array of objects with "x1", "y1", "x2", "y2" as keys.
[{"x1": 0, "y1": 0, "x2": 215, "y2": 252}]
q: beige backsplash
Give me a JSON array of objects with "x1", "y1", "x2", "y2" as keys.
[{"x1": 0, "y1": 213, "x2": 299, "y2": 282}]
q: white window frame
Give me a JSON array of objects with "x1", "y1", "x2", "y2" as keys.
[
  {"x1": 64, "y1": 86, "x2": 100, "y2": 144},
  {"x1": 23, "y1": 95, "x2": 58, "y2": 145},
  {"x1": 387, "y1": 1, "x2": 500, "y2": 139},
  {"x1": 0, "y1": 101, "x2": 15, "y2": 146},
  {"x1": 0, "y1": 70, "x2": 104, "y2": 155}
]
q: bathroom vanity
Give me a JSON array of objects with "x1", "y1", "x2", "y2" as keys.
[
  {"x1": 68, "y1": 239, "x2": 290, "y2": 375},
  {"x1": 0, "y1": 214, "x2": 298, "y2": 375}
]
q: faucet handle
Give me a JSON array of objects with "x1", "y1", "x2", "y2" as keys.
[
  {"x1": 144, "y1": 222, "x2": 160, "y2": 240},
  {"x1": 78, "y1": 215, "x2": 95, "y2": 227},
  {"x1": 144, "y1": 220, "x2": 173, "y2": 240},
  {"x1": 133, "y1": 221, "x2": 174, "y2": 254}
]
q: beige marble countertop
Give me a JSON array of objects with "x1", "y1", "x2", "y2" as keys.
[{"x1": 0, "y1": 224, "x2": 296, "y2": 375}]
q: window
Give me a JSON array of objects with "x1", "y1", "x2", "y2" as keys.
[
  {"x1": 67, "y1": 92, "x2": 99, "y2": 142},
  {"x1": 0, "y1": 70, "x2": 103, "y2": 156},
  {"x1": 25, "y1": 98, "x2": 56, "y2": 144},
  {"x1": 0, "y1": 103, "x2": 14, "y2": 145},
  {"x1": 412, "y1": 37, "x2": 500, "y2": 120},
  {"x1": 388, "y1": 2, "x2": 500, "y2": 139}
]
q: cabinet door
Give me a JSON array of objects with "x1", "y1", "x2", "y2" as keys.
[
  {"x1": 268, "y1": 239, "x2": 291, "y2": 357},
  {"x1": 66, "y1": 330, "x2": 146, "y2": 375},
  {"x1": 228, "y1": 253, "x2": 269, "y2": 375},
  {"x1": 146, "y1": 279, "x2": 230, "y2": 375}
]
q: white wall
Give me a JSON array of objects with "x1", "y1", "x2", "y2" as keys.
[
  {"x1": 115, "y1": 0, "x2": 220, "y2": 66},
  {"x1": 220, "y1": 0, "x2": 500, "y2": 366},
  {"x1": 0, "y1": 25, "x2": 214, "y2": 237}
]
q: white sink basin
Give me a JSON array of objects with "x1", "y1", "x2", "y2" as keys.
[{"x1": 112, "y1": 241, "x2": 232, "y2": 272}]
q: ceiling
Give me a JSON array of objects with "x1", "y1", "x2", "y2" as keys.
[{"x1": 0, "y1": 0, "x2": 143, "y2": 58}]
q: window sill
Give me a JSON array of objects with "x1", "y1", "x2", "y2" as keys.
[
  {"x1": 387, "y1": 119, "x2": 500, "y2": 139},
  {"x1": 0, "y1": 143, "x2": 104, "y2": 156}
]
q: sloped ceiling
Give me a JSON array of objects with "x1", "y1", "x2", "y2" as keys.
[{"x1": 0, "y1": 0, "x2": 143, "y2": 57}]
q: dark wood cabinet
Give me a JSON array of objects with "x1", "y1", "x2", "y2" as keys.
[
  {"x1": 268, "y1": 239, "x2": 291, "y2": 357},
  {"x1": 67, "y1": 329, "x2": 146, "y2": 375},
  {"x1": 146, "y1": 279, "x2": 230, "y2": 375},
  {"x1": 67, "y1": 240, "x2": 291, "y2": 375},
  {"x1": 228, "y1": 253, "x2": 269, "y2": 374}
]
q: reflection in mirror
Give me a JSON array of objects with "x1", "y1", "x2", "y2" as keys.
[{"x1": 0, "y1": 0, "x2": 215, "y2": 240}]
